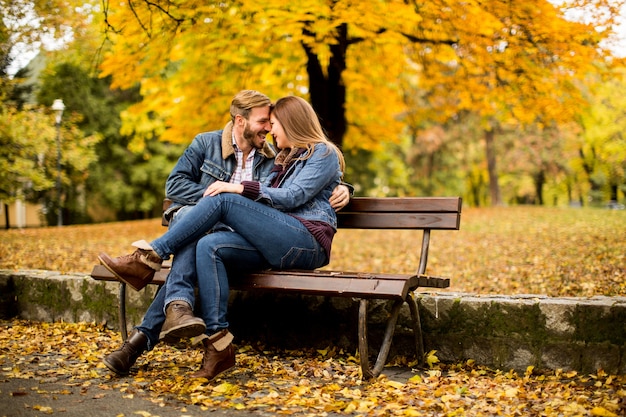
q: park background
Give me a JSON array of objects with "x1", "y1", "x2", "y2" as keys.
[
  {"x1": 1, "y1": 0, "x2": 626, "y2": 229},
  {"x1": 1, "y1": 0, "x2": 625, "y2": 298}
]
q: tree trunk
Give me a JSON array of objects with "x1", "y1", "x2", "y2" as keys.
[
  {"x1": 609, "y1": 183, "x2": 618, "y2": 202},
  {"x1": 302, "y1": 24, "x2": 348, "y2": 148},
  {"x1": 578, "y1": 147, "x2": 602, "y2": 202},
  {"x1": 534, "y1": 169, "x2": 545, "y2": 205},
  {"x1": 3, "y1": 203, "x2": 9, "y2": 229},
  {"x1": 469, "y1": 170, "x2": 484, "y2": 207},
  {"x1": 484, "y1": 129, "x2": 502, "y2": 206}
]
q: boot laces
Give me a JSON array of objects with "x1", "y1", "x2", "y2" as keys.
[
  {"x1": 120, "y1": 339, "x2": 136, "y2": 354},
  {"x1": 117, "y1": 250, "x2": 145, "y2": 262}
]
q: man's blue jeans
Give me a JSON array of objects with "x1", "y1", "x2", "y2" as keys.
[
  {"x1": 135, "y1": 205, "x2": 198, "y2": 350},
  {"x1": 143, "y1": 194, "x2": 327, "y2": 341}
]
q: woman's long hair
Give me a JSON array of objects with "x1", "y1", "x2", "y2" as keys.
[{"x1": 271, "y1": 96, "x2": 345, "y2": 174}]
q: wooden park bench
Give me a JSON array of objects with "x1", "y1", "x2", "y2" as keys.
[{"x1": 91, "y1": 196, "x2": 462, "y2": 379}]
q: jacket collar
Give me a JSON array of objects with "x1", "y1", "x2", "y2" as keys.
[{"x1": 221, "y1": 121, "x2": 276, "y2": 160}]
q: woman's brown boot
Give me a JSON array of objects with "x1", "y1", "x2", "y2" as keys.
[{"x1": 191, "y1": 329, "x2": 235, "y2": 380}]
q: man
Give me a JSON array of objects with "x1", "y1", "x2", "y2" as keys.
[{"x1": 100, "y1": 90, "x2": 350, "y2": 376}]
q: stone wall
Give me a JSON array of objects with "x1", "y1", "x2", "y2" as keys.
[{"x1": 1, "y1": 269, "x2": 624, "y2": 374}]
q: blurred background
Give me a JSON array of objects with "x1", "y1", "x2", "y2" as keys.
[{"x1": 1, "y1": 0, "x2": 625, "y2": 228}]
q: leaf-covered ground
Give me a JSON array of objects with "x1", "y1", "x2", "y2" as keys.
[
  {"x1": 2, "y1": 320, "x2": 625, "y2": 416},
  {"x1": 1, "y1": 206, "x2": 624, "y2": 297},
  {"x1": 2, "y1": 207, "x2": 625, "y2": 414}
]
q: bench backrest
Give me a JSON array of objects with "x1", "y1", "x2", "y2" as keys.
[
  {"x1": 336, "y1": 197, "x2": 461, "y2": 276},
  {"x1": 163, "y1": 197, "x2": 462, "y2": 229},
  {"x1": 162, "y1": 196, "x2": 462, "y2": 276},
  {"x1": 337, "y1": 197, "x2": 461, "y2": 230}
]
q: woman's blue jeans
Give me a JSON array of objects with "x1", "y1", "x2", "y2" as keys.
[{"x1": 147, "y1": 193, "x2": 327, "y2": 337}]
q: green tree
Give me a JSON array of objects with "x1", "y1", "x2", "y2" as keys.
[
  {"x1": 0, "y1": 106, "x2": 55, "y2": 203},
  {"x1": 574, "y1": 69, "x2": 626, "y2": 206},
  {"x1": 0, "y1": 102, "x2": 99, "y2": 225},
  {"x1": 36, "y1": 62, "x2": 183, "y2": 223}
]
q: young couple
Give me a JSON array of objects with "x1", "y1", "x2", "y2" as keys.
[{"x1": 98, "y1": 91, "x2": 351, "y2": 381}]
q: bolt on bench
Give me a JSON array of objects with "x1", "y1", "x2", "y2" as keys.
[{"x1": 91, "y1": 196, "x2": 462, "y2": 379}]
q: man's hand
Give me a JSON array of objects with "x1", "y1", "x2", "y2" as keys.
[
  {"x1": 204, "y1": 181, "x2": 244, "y2": 197},
  {"x1": 330, "y1": 184, "x2": 350, "y2": 211}
]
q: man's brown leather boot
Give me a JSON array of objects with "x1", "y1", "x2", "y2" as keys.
[
  {"x1": 98, "y1": 248, "x2": 162, "y2": 291},
  {"x1": 159, "y1": 301, "x2": 206, "y2": 341},
  {"x1": 103, "y1": 329, "x2": 148, "y2": 375},
  {"x1": 191, "y1": 329, "x2": 235, "y2": 380}
]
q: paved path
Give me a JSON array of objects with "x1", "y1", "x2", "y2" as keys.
[{"x1": 1, "y1": 352, "x2": 413, "y2": 417}]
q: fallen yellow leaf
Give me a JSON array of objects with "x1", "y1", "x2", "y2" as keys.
[
  {"x1": 505, "y1": 388, "x2": 518, "y2": 398},
  {"x1": 33, "y1": 405, "x2": 53, "y2": 414},
  {"x1": 425, "y1": 350, "x2": 439, "y2": 368},
  {"x1": 591, "y1": 407, "x2": 618, "y2": 417}
]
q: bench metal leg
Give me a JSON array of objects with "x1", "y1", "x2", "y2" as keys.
[
  {"x1": 358, "y1": 299, "x2": 372, "y2": 378},
  {"x1": 358, "y1": 298, "x2": 404, "y2": 379},
  {"x1": 118, "y1": 282, "x2": 128, "y2": 341},
  {"x1": 358, "y1": 296, "x2": 425, "y2": 379},
  {"x1": 406, "y1": 294, "x2": 424, "y2": 366}
]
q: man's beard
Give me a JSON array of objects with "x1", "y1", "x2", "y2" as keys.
[{"x1": 242, "y1": 123, "x2": 264, "y2": 150}]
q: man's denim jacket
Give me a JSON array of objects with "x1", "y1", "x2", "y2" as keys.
[
  {"x1": 255, "y1": 143, "x2": 342, "y2": 229},
  {"x1": 164, "y1": 122, "x2": 276, "y2": 221}
]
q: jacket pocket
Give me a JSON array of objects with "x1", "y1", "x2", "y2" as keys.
[{"x1": 201, "y1": 160, "x2": 230, "y2": 183}]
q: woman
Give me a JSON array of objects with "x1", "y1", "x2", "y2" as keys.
[{"x1": 99, "y1": 96, "x2": 345, "y2": 380}]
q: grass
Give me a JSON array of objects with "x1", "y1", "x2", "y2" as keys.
[{"x1": 1, "y1": 206, "x2": 624, "y2": 297}]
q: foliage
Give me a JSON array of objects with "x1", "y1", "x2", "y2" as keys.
[
  {"x1": 1, "y1": 207, "x2": 625, "y2": 297},
  {"x1": 0, "y1": 8, "x2": 106, "y2": 224},
  {"x1": 93, "y1": 0, "x2": 626, "y2": 206},
  {"x1": 0, "y1": 0, "x2": 97, "y2": 57},
  {"x1": 96, "y1": 0, "x2": 622, "y2": 148},
  {"x1": 9, "y1": 56, "x2": 182, "y2": 223},
  {"x1": 94, "y1": 138, "x2": 185, "y2": 221},
  {"x1": 0, "y1": 0, "x2": 174, "y2": 224},
  {"x1": 0, "y1": 103, "x2": 100, "y2": 214},
  {"x1": 573, "y1": 69, "x2": 626, "y2": 205},
  {"x1": 2, "y1": 320, "x2": 625, "y2": 415},
  {"x1": 0, "y1": 105, "x2": 55, "y2": 203},
  {"x1": 1, "y1": 0, "x2": 626, "y2": 222},
  {"x1": 36, "y1": 61, "x2": 185, "y2": 221}
]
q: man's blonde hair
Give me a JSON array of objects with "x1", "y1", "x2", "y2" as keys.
[{"x1": 230, "y1": 90, "x2": 271, "y2": 122}]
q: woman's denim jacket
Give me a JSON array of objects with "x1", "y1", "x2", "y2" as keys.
[
  {"x1": 164, "y1": 122, "x2": 276, "y2": 220},
  {"x1": 255, "y1": 143, "x2": 342, "y2": 229}
]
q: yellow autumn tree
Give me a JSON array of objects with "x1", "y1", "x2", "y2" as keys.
[
  {"x1": 405, "y1": 1, "x2": 624, "y2": 204},
  {"x1": 94, "y1": 0, "x2": 623, "y2": 203},
  {"x1": 98, "y1": 0, "x2": 428, "y2": 149}
]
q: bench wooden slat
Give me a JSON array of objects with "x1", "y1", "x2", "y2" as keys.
[
  {"x1": 232, "y1": 273, "x2": 413, "y2": 299},
  {"x1": 237, "y1": 269, "x2": 451, "y2": 289},
  {"x1": 91, "y1": 264, "x2": 168, "y2": 285},
  {"x1": 342, "y1": 197, "x2": 461, "y2": 213},
  {"x1": 338, "y1": 212, "x2": 460, "y2": 229},
  {"x1": 235, "y1": 269, "x2": 415, "y2": 281},
  {"x1": 337, "y1": 197, "x2": 461, "y2": 230},
  {"x1": 90, "y1": 265, "x2": 450, "y2": 297}
]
